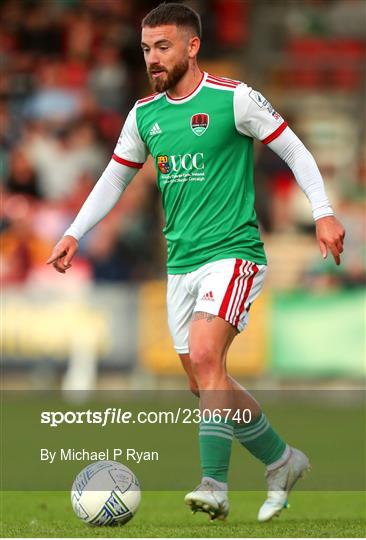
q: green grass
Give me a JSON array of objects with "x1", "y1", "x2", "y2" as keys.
[{"x1": 1, "y1": 491, "x2": 365, "y2": 537}]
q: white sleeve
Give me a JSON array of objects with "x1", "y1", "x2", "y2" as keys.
[
  {"x1": 267, "y1": 127, "x2": 334, "y2": 221},
  {"x1": 234, "y1": 84, "x2": 288, "y2": 143},
  {"x1": 63, "y1": 159, "x2": 138, "y2": 240},
  {"x1": 113, "y1": 104, "x2": 148, "y2": 167}
]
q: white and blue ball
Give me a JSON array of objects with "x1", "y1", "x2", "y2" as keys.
[{"x1": 71, "y1": 461, "x2": 141, "y2": 526}]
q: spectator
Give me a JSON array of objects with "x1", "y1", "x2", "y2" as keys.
[
  {"x1": 88, "y1": 41, "x2": 129, "y2": 113},
  {"x1": 6, "y1": 146, "x2": 42, "y2": 199},
  {"x1": 26, "y1": 119, "x2": 107, "y2": 200}
]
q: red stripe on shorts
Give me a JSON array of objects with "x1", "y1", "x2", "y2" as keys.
[
  {"x1": 218, "y1": 259, "x2": 242, "y2": 320},
  {"x1": 228, "y1": 261, "x2": 251, "y2": 324},
  {"x1": 234, "y1": 264, "x2": 259, "y2": 326}
]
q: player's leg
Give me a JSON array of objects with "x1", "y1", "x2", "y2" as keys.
[
  {"x1": 184, "y1": 315, "x2": 237, "y2": 519},
  {"x1": 184, "y1": 260, "x2": 267, "y2": 505},
  {"x1": 181, "y1": 342, "x2": 309, "y2": 522},
  {"x1": 181, "y1": 259, "x2": 309, "y2": 521},
  {"x1": 167, "y1": 273, "x2": 233, "y2": 519},
  {"x1": 225, "y1": 274, "x2": 310, "y2": 522},
  {"x1": 180, "y1": 351, "x2": 262, "y2": 416},
  {"x1": 184, "y1": 260, "x2": 281, "y2": 469},
  {"x1": 229, "y1": 380, "x2": 310, "y2": 523},
  {"x1": 179, "y1": 354, "x2": 199, "y2": 396},
  {"x1": 180, "y1": 315, "x2": 284, "y2": 492},
  {"x1": 180, "y1": 352, "x2": 283, "y2": 446},
  {"x1": 180, "y1": 350, "x2": 309, "y2": 522}
]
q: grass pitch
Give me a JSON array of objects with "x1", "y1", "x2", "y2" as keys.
[{"x1": 1, "y1": 490, "x2": 365, "y2": 537}]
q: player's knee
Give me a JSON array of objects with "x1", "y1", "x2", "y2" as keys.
[{"x1": 190, "y1": 347, "x2": 222, "y2": 379}]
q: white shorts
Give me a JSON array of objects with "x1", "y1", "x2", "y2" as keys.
[{"x1": 167, "y1": 258, "x2": 267, "y2": 354}]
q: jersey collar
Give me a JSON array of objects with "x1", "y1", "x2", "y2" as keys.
[{"x1": 165, "y1": 71, "x2": 206, "y2": 104}]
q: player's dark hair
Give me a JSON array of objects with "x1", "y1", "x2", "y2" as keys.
[{"x1": 142, "y1": 2, "x2": 202, "y2": 39}]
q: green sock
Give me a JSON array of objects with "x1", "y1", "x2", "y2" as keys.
[
  {"x1": 199, "y1": 418, "x2": 235, "y2": 483},
  {"x1": 235, "y1": 413, "x2": 287, "y2": 466}
]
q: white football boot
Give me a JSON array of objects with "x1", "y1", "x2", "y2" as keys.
[
  {"x1": 258, "y1": 447, "x2": 310, "y2": 522},
  {"x1": 185, "y1": 478, "x2": 229, "y2": 520}
]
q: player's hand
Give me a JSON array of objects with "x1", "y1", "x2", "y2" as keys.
[
  {"x1": 315, "y1": 216, "x2": 345, "y2": 266},
  {"x1": 46, "y1": 235, "x2": 79, "y2": 274}
]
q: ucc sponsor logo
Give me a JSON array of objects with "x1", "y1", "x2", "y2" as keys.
[{"x1": 157, "y1": 153, "x2": 204, "y2": 174}]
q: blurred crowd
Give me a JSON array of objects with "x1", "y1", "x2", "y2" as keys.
[
  {"x1": 1, "y1": 0, "x2": 160, "y2": 285},
  {"x1": 1, "y1": 0, "x2": 365, "y2": 288}
]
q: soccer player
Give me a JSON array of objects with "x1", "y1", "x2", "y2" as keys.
[{"x1": 47, "y1": 3, "x2": 345, "y2": 522}]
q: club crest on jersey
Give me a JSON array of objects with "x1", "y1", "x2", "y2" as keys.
[
  {"x1": 157, "y1": 155, "x2": 170, "y2": 174},
  {"x1": 191, "y1": 113, "x2": 209, "y2": 136}
]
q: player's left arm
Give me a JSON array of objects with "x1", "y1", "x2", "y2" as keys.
[
  {"x1": 267, "y1": 129, "x2": 345, "y2": 265},
  {"x1": 234, "y1": 84, "x2": 345, "y2": 265}
]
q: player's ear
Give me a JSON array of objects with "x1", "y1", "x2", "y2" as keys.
[{"x1": 188, "y1": 36, "x2": 200, "y2": 58}]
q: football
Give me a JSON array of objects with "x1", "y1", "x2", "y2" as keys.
[{"x1": 71, "y1": 461, "x2": 141, "y2": 526}]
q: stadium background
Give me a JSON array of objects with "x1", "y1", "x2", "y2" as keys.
[{"x1": 1, "y1": 0, "x2": 365, "y2": 388}]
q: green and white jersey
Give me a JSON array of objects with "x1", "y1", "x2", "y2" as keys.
[{"x1": 113, "y1": 72, "x2": 288, "y2": 274}]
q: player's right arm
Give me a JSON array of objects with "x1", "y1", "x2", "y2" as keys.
[{"x1": 47, "y1": 106, "x2": 148, "y2": 274}]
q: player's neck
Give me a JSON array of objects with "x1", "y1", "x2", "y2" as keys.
[{"x1": 167, "y1": 65, "x2": 203, "y2": 99}]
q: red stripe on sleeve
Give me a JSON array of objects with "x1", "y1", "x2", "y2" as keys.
[
  {"x1": 261, "y1": 121, "x2": 288, "y2": 145},
  {"x1": 112, "y1": 154, "x2": 143, "y2": 168}
]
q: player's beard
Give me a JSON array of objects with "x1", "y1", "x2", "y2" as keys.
[{"x1": 148, "y1": 57, "x2": 189, "y2": 93}]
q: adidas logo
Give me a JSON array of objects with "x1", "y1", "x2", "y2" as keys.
[
  {"x1": 149, "y1": 122, "x2": 162, "y2": 135},
  {"x1": 201, "y1": 291, "x2": 215, "y2": 301}
]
